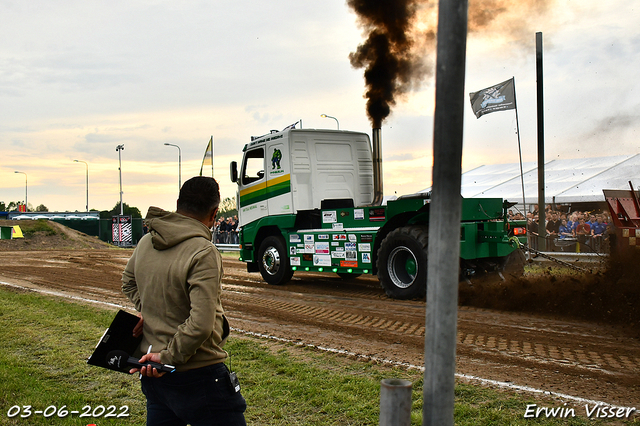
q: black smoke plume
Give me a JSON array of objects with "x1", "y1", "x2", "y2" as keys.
[
  {"x1": 348, "y1": 0, "x2": 553, "y2": 128},
  {"x1": 348, "y1": 0, "x2": 432, "y2": 128}
]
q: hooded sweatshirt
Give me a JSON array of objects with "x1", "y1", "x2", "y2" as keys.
[{"x1": 122, "y1": 206, "x2": 228, "y2": 371}]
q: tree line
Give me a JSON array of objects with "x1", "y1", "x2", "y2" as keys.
[
  {"x1": 1, "y1": 198, "x2": 237, "y2": 220},
  {"x1": 1, "y1": 201, "x2": 141, "y2": 218}
]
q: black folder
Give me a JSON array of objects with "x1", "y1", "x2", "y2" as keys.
[{"x1": 87, "y1": 309, "x2": 143, "y2": 373}]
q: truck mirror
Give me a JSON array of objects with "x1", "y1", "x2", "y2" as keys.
[{"x1": 230, "y1": 161, "x2": 238, "y2": 183}]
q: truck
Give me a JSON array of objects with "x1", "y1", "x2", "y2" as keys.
[{"x1": 230, "y1": 126, "x2": 525, "y2": 299}]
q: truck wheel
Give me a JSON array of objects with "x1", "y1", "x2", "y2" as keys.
[
  {"x1": 257, "y1": 236, "x2": 294, "y2": 285},
  {"x1": 377, "y1": 226, "x2": 428, "y2": 300}
]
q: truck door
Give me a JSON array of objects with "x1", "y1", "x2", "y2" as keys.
[
  {"x1": 238, "y1": 147, "x2": 268, "y2": 225},
  {"x1": 266, "y1": 142, "x2": 293, "y2": 216}
]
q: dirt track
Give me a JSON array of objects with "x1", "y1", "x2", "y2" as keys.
[{"x1": 0, "y1": 247, "x2": 638, "y2": 411}]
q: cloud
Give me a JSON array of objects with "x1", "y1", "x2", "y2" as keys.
[
  {"x1": 387, "y1": 153, "x2": 415, "y2": 162},
  {"x1": 83, "y1": 133, "x2": 123, "y2": 144},
  {"x1": 1, "y1": 0, "x2": 639, "y2": 213}
]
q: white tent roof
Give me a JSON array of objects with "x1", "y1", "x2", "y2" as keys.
[{"x1": 421, "y1": 154, "x2": 640, "y2": 205}]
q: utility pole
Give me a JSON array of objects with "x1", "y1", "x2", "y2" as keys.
[
  {"x1": 536, "y1": 32, "x2": 546, "y2": 251},
  {"x1": 116, "y1": 144, "x2": 125, "y2": 215},
  {"x1": 14, "y1": 171, "x2": 27, "y2": 211},
  {"x1": 164, "y1": 143, "x2": 182, "y2": 191},
  {"x1": 74, "y1": 160, "x2": 89, "y2": 212}
]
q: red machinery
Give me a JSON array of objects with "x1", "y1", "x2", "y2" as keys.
[{"x1": 603, "y1": 181, "x2": 640, "y2": 253}]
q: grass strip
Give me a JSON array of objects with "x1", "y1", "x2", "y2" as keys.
[{"x1": 0, "y1": 286, "x2": 636, "y2": 425}]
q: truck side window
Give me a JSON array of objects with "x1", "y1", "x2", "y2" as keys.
[{"x1": 242, "y1": 148, "x2": 265, "y2": 185}]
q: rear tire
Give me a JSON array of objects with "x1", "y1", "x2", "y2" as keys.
[
  {"x1": 257, "y1": 236, "x2": 294, "y2": 285},
  {"x1": 377, "y1": 226, "x2": 429, "y2": 299}
]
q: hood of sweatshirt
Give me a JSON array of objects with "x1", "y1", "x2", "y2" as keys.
[{"x1": 144, "y1": 206, "x2": 212, "y2": 250}]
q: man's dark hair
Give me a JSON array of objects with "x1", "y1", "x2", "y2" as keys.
[{"x1": 177, "y1": 177, "x2": 221, "y2": 218}]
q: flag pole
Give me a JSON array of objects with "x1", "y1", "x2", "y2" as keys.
[
  {"x1": 210, "y1": 135, "x2": 214, "y2": 178},
  {"x1": 512, "y1": 77, "x2": 526, "y2": 210},
  {"x1": 512, "y1": 77, "x2": 530, "y2": 255}
]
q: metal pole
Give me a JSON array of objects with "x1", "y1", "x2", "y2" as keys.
[
  {"x1": 512, "y1": 79, "x2": 526, "y2": 210},
  {"x1": 164, "y1": 143, "x2": 182, "y2": 190},
  {"x1": 85, "y1": 163, "x2": 88, "y2": 212},
  {"x1": 379, "y1": 379, "x2": 412, "y2": 426},
  {"x1": 210, "y1": 136, "x2": 214, "y2": 178},
  {"x1": 321, "y1": 114, "x2": 340, "y2": 130},
  {"x1": 424, "y1": 0, "x2": 468, "y2": 425},
  {"x1": 536, "y1": 32, "x2": 546, "y2": 251},
  {"x1": 116, "y1": 145, "x2": 124, "y2": 215},
  {"x1": 14, "y1": 171, "x2": 27, "y2": 211},
  {"x1": 74, "y1": 160, "x2": 89, "y2": 212}
]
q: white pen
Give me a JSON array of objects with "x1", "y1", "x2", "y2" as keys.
[{"x1": 139, "y1": 344, "x2": 152, "y2": 379}]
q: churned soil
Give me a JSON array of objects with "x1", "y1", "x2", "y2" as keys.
[
  {"x1": 459, "y1": 252, "x2": 640, "y2": 339},
  {"x1": 0, "y1": 221, "x2": 638, "y2": 412}
]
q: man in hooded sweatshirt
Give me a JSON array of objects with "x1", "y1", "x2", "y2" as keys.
[{"x1": 122, "y1": 176, "x2": 246, "y2": 426}]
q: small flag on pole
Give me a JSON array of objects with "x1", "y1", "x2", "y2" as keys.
[
  {"x1": 469, "y1": 78, "x2": 516, "y2": 118},
  {"x1": 199, "y1": 136, "x2": 213, "y2": 177}
]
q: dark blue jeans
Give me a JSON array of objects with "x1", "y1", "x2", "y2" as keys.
[{"x1": 141, "y1": 363, "x2": 246, "y2": 426}]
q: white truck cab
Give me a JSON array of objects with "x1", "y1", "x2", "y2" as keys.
[{"x1": 231, "y1": 128, "x2": 374, "y2": 227}]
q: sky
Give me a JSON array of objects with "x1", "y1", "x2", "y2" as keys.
[{"x1": 1, "y1": 0, "x2": 639, "y2": 214}]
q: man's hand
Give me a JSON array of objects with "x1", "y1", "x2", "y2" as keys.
[
  {"x1": 129, "y1": 352, "x2": 166, "y2": 378},
  {"x1": 133, "y1": 314, "x2": 143, "y2": 338}
]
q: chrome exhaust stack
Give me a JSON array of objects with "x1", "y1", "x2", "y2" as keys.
[{"x1": 371, "y1": 128, "x2": 384, "y2": 206}]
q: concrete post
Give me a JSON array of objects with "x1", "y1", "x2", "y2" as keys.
[{"x1": 379, "y1": 378, "x2": 412, "y2": 426}]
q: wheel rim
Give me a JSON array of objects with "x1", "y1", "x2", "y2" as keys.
[
  {"x1": 387, "y1": 246, "x2": 417, "y2": 288},
  {"x1": 262, "y1": 246, "x2": 281, "y2": 276}
]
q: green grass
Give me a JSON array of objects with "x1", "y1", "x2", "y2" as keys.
[
  {"x1": 0, "y1": 287, "x2": 637, "y2": 425},
  {"x1": 16, "y1": 220, "x2": 57, "y2": 238}
]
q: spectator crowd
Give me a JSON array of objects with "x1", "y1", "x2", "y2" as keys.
[
  {"x1": 508, "y1": 205, "x2": 612, "y2": 253},
  {"x1": 215, "y1": 207, "x2": 613, "y2": 253},
  {"x1": 213, "y1": 215, "x2": 239, "y2": 244}
]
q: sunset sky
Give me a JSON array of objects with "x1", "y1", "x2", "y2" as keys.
[{"x1": 2, "y1": 0, "x2": 639, "y2": 214}]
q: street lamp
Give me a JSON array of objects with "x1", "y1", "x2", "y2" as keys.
[
  {"x1": 73, "y1": 160, "x2": 89, "y2": 212},
  {"x1": 14, "y1": 171, "x2": 27, "y2": 211},
  {"x1": 320, "y1": 114, "x2": 339, "y2": 130},
  {"x1": 116, "y1": 144, "x2": 125, "y2": 215},
  {"x1": 164, "y1": 143, "x2": 182, "y2": 191}
]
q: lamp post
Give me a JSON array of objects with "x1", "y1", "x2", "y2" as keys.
[
  {"x1": 116, "y1": 144, "x2": 125, "y2": 215},
  {"x1": 14, "y1": 171, "x2": 27, "y2": 211},
  {"x1": 164, "y1": 143, "x2": 182, "y2": 191},
  {"x1": 73, "y1": 160, "x2": 89, "y2": 212},
  {"x1": 320, "y1": 114, "x2": 339, "y2": 130}
]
